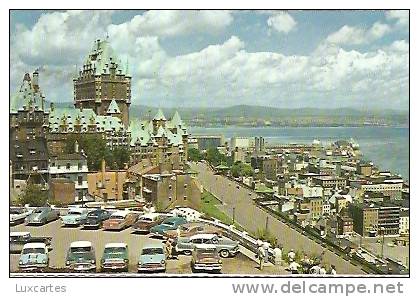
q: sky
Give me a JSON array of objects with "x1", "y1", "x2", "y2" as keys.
[{"x1": 10, "y1": 10, "x2": 409, "y2": 110}]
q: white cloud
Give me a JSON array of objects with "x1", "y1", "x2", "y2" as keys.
[
  {"x1": 108, "y1": 10, "x2": 233, "y2": 45},
  {"x1": 385, "y1": 10, "x2": 409, "y2": 28},
  {"x1": 326, "y1": 22, "x2": 391, "y2": 45},
  {"x1": 10, "y1": 10, "x2": 409, "y2": 110},
  {"x1": 267, "y1": 13, "x2": 297, "y2": 34}
]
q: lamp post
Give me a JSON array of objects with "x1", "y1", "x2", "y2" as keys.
[
  {"x1": 381, "y1": 227, "x2": 385, "y2": 259},
  {"x1": 233, "y1": 207, "x2": 236, "y2": 224}
]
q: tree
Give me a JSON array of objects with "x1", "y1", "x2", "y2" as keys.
[
  {"x1": 18, "y1": 183, "x2": 48, "y2": 206},
  {"x1": 230, "y1": 161, "x2": 254, "y2": 178},
  {"x1": 205, "y1": 147, "x2": 227, "y2": 166},
  {"x1": 188, "y1": 148, "x2": 202, "y2": 162},
  {"x1": 65, "y1": 134, "x2": 129, "y2": 171}
]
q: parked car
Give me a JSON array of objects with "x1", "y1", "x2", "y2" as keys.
[
  {"x1": 66, "y1": 241, "x2": 96, "y2": 272},
  {"x1": 18, "y1": 242, "x2": 49, "y2": 271},
  {"x1": 25, "y1": 207, "x2": 60, "y2": 225},
  {"x1": 83, "y1": 209, "x2": 111, "y2": 229},
  {"x1": 176, "y1": 233, "x2": 240, "y2": 258},
  {"x1": 10, "y1": 207, "x2": 32, "y2": 225},
  {"x1": 10, "y1": 231, "x2": 52, "y2": 254},
  {"x1": 103, "y1": 211, "x2": 138, "y2": 231},
  {"x1": 100, "y1": 243, "x2": 129, "y2": 272},
  {"x1": 61, "y1": 208, "x2": 90, "y2": 226},
  {"x1": 149, "y1": 216, "x2": 188, "y2": 238},
  {"x1": 132, "y1": 213, "x2": 166, "y2": 234},
  {"x1": 191, "y1": 244, "x2": 222, "y2": 273},
  {"x1": 137, "y1": 243, "x2": 166, "y2": 272},
  {"x1": 163, "y1": 222, "x2": 222, "y2": 240}
]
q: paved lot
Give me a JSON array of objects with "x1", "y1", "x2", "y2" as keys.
[
  {"x1": 190, "y1": 161, "x2": 365, "y2": 275},
  {"x1": 350, "y1": 234, "x2": 409, "y2": 265},
  {"x1": 10, "y1": 220, "x2": 287, "y2": 275}
]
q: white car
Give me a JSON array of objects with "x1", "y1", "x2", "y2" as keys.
[
  {"x1": 19, "y1": 242, "x2": 49, "y2": 271},
  {"x1": 10, "y1": 208, "x2": 32, "y2": 225}
]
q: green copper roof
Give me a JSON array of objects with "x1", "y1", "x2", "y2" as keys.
[
  {"x1": 107, "y1": 99, "x2": 121, "y2": 114},
  {"x1": 153, "y1": 108, "x2": 166, "y2": 121},
  {"x1": 10, "y1": 74, "x2": 45, "y2": 112},
  {"x1": 83, "y1": 38, "x2": 125, "y2": 76}
]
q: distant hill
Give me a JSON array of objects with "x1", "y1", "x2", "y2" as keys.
[{"x1": 46, "y1": 102, "x2": 409, "y2": 126}]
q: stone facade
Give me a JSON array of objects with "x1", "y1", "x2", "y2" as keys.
[{"x1": 73, "y1": 38, "x2": 131, "y2": 127}]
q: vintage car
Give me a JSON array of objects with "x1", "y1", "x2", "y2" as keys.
[
  {"x1": 163, "y1": 222, "x2": 222, "y2": 240},
  {"x1": 176, "y1": 233, "x2": 240, "y2": 258},
  {"x1": 25, "y1": 207, "x2": 60, "y2": 225},
  {"x1": 10, "y1": 231, "x2": 52, "y2": 253},
  {"x1": 191, "y1": 244, "x2": 222, "y2": 273},
  {"x1": 131, "y1": 213, "x2": 166, "y2": 234},
  {"x1": 10, "y1": 207, "x2": 32, "y2": 225},
  {"x1": 83, "y1": 209, "x2": 111, "y2": 229},
  {"x1": 137, "y1": 243, "x2": 166, "y2": 273},
  {"x1": 18, "y1": 242, "x2": 49, "y2": 271},
  {"x1": 149, "y1": 216, "x2": 188, "y2": 238},
  {"x1": 100, "y1": 243, "x2": 129, "y2": 272},
  {"x1": 103, "y1": 211, "x2": 138, "y2": 231},
  {"x1": 61, "y1": 208, "x2": 90, "y2": 226},
  {"x1": 65, "y1": 241, "x2": 96, "y2": 272}
]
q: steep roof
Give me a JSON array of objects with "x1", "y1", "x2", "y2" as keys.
[
  {"x1": 153, "y1": 108, "x2": 166, "y2": 121},
  {"x1": 10, "y1": 73, "x2": 45, "y2": 113},
  {"x1": 83, "y1": 38, "x2": 125, "y2": 76},
  {"x1": 107, "y1": 99, "x2": 121, "y2": 114}
]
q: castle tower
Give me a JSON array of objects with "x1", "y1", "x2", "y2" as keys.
[{"x1": 73, "y1": 38, "x2": 131, "y2": 127}]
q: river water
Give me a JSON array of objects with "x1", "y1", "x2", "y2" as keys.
[{"x1": 190, "y1": 126, "x2": 409, "y2": 181}]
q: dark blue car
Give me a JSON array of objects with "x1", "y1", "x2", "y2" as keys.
[{"x1": 82, "y1": 209, "x2": 111, "y2": 229}]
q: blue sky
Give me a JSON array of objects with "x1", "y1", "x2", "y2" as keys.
[{"x1": 10, "y1": 10, "x2": 409, "y2": 109}]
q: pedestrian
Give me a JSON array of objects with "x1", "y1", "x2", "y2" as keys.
[
  {"x1": 165, "y1": 239, "x2": 173, "y2": 259},
  {"x1": 263, "y1": 242, "x2": 270, "y2": 263},
  {"x1": 273, "y1": 245, "x2": 282, "y2": 266},
  {"x1": 287, "y1": 249, "x2": 296, "y2": 262},
  {"x1": 319, "y1": 265, "x2": 327, "y2": 275},
  {"x1": 289, "y1": 261, "x2": 300, "y2": 274},
  {"x1": 330, "y1": 265, "x2": 337, "y2": 275},
  {"x1": 257, "y1": 242, "x2": 266, "y2": 271}
]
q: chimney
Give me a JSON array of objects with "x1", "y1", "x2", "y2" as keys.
[
  {"x1": 74, "y1": 140, "x2": 79, "y2": 153},
  {"x1": 79, "y1": 102, "x2": 83, "y2": 112},
  {"x1": 50, "y1": 102, "x2": 55, "y2": 112},
  {"x1": 32, "y1": 70, "x2": 39, "y2": 92},
  {"x1": 23, "y1": 73, "x2": 31, "y2": 82}
]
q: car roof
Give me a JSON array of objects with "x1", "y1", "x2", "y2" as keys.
[
  {"x1": 105, "y1": 243, "x2": 127, "y2": 249},
  {"x1": 181, "y1": 222, "x2": 205, "y2": 227},
  {"x1": 190, "y1": 233, "x2": 218, "y2": 240},
  {"x1": 23, "y1": 242, "x2": 46, "y2": 249},
  {"x1": 68, "y1": 208, "x2": 87, "y2": 213},
  {"x1": 70, "y1": 241, "x2": 92, "y2": 248},
  {"x1": 10, "y1": 231, "x2": 30, "y2": 237},
  {"x1": 139, "y1": 213, "x2": 160, "y2": 219},
  {"x1": 195, "y1": 244, "x2": 217, "y2": 250},
  {"x1": 111, "y1": 210, "x2": 129, "y2": 217},
  {"x1": 142, "y1": 242, "x2": 164, "y2": 249}
]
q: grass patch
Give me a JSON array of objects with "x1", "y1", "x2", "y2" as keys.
[{"x1": 200, "y1": 190, "x2": 234, "y2": 226}]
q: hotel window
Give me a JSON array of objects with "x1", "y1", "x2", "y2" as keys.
[
  {"x1": 78, "y1": 176, "x2": 83, "y2": 185},
  {"x1": 66, "y1": 163, "x2": 71, "y2": 169},
  {"x1": 184, "y1": 195, "x2": 187, "y2": 201}
]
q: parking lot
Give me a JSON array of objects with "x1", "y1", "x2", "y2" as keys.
[{"x1": 10, "y1": 220, "x2": 288, "y2": 275}]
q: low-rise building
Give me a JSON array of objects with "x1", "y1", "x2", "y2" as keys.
[
  {"x1": 49, "y1": 178, "x2": 76, "y2": 205},
  {"x1": 312, "y1": 175, "x2": 347, "y2": 189},
  {"x1": 336, "y1": 215, "x2": 354, "y2": 238},
  {"x1": 49, "y1": 150, "x2": 89, "y2": 202},
  {"x1": 399, "y1": 210, "x2": 409, "y2": 236}
]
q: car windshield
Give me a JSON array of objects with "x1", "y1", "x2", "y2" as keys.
[
  {"x1": 22, "y1": 248, "x2": 45, "y2": 254},
  {"x1": 33, "y1": 209, "x2": 43, "y2": 214},
  {"x1": 71, "y1": 247, "x2": 92, "y2": 253},
  {"x1": 88, "y1": 214, "x2": 99, "y2": 218},
  {"x1": 142, "y1": 248, "x2": 164, "y2": 255},
  {"x1": 163, "y1": 221, "x2": 175, "y2": 227},
  {"x1": 104, "y1": 247, "x2": 126, "y2": 254},
  {"x1": 139, "y1": 217, "x2": 152, "y2": 222},
  {"x1": 111, "y1": 215, "x2": 125, "y2": 220},
  {"x1": 68, "y1": 211, "x2": 82, "y2": 215}
]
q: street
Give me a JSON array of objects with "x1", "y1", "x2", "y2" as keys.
[
  {"x1": 10, "y1": 219, "x2": 287, "y2": 275},
  {"x1": 190, "y1": 161, "x2": 365, "y2": 275}
]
